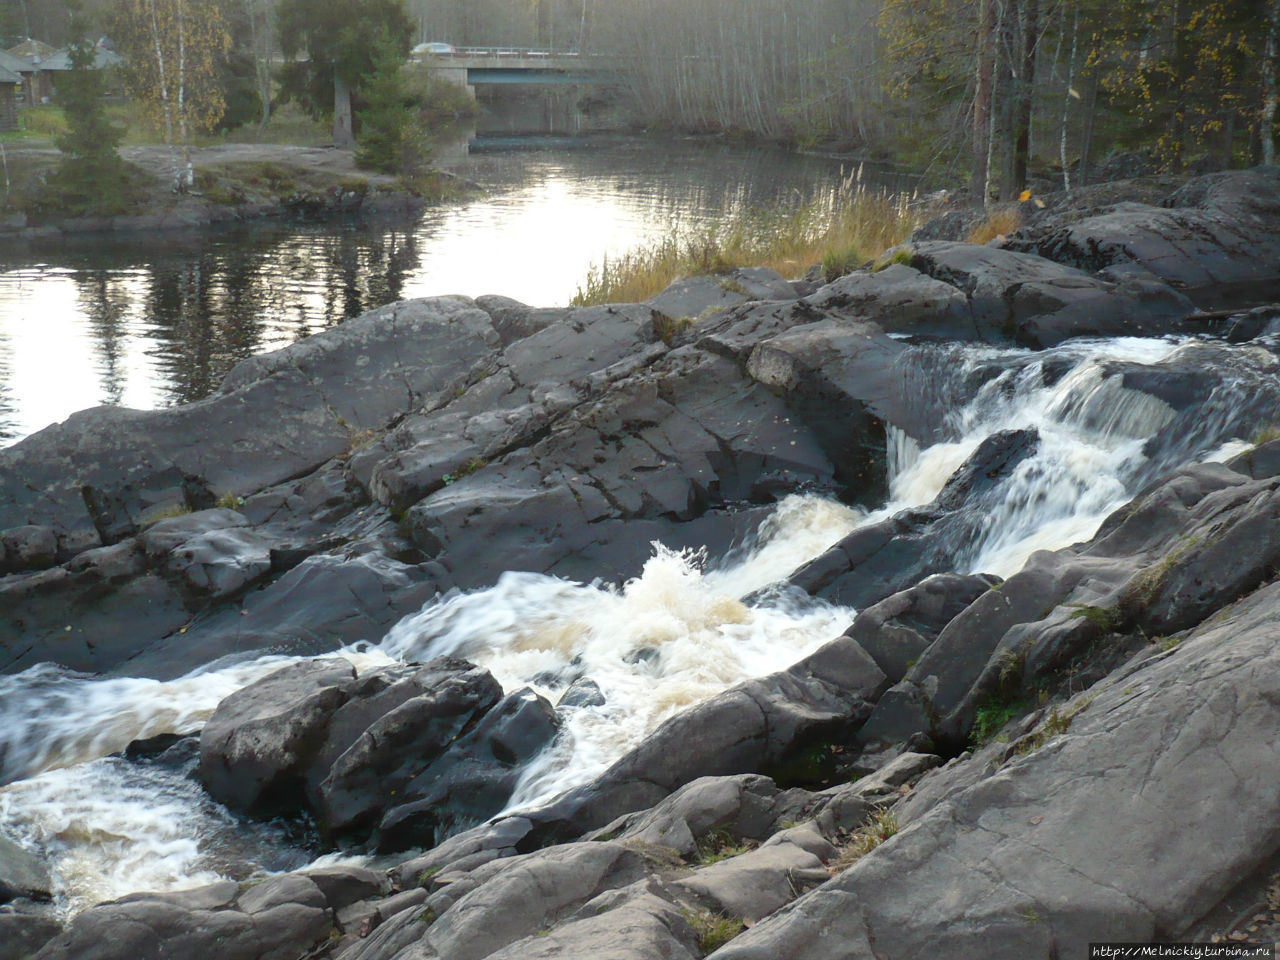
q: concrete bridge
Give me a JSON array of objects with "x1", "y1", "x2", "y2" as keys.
[{"x1": 415, "y1": 48, "x2": 617, "y2": 98}]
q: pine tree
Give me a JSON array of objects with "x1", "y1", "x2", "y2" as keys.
[
  {"x1": 354, "y1": 39, "x2": 429, "y2": 175},
  {"x1": 41, "y1": 1, "x2": 136, "y2": 216}
]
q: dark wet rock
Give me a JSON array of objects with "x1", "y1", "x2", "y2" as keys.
[
  {"x1": 122, "y1": 552, "x2": 438, "y2": 681},
  {"x1": 557, "y1": 677, "x2": 606, "y2": 709},
  {"x1": 371, "y1": 687, "x2": 560, "y2": 851},
  {"x1": 905, "y1": 240, "x2": 1194, "y2": 346},
  {"x1": 198, "y1": 658, "x2": 358, "y2": 816},
  {"x1": 0, "y1": 836, "x2": 50, "y2": 905},
  {"x1": 0, "y1": 525, "x2": 58, "y2": 573},
  {"x1": 714, "y1": 580, "x2": 1280, "y2": 960},
  {"x1": 1005, "y1": 168, "x2": 1280, "y2": 302},
  {"x1": 0, "y1": 900, "x2": 61, "y2": 960},
  {"x1": 314, "y1": 661, "x2": 504, "y2": 838},
  {"x1": 403, "y1": 346, "x2": 835, "y2": 587},
  {"x1": 198, "y1": 654, "x2": 545, "y2": 846},
  {"x1": 804, "y1": 263, "x2": 976, "y2": 340},
  {"x1": 842, "y1": 573, "x2": 1001, "y2": 683},
  {"x1": 790, "y1": 430, "x2": 1038, "y2": 610},
  {"x1": 742, "y1": 317, "x2": 923, "y2": 499},
  {"x1": 520, "y1": 637, "x2": 886, "y2": 847}
]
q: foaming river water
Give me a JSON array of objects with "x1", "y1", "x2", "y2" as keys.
[
  {"x1": 0, "y1": 138, "x2": 913, "y2": 447},
  {"x1": 3, "y1": 332, "x2": 1278, "y2": 917}
]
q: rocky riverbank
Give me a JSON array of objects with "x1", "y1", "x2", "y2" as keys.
[
  {"x1": 2, "y1": 167, "x2": 1280, "y2": 959},
  {"x1": 0, "y1": 143, "x2": 449, "y2": 242}
]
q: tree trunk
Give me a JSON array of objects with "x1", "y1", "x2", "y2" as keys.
[
  {"x1": 972, "y1": 0, "x2": 997, "y2": 202},
  {"x1": 1011, "y1": 0, "x2": 1039, "y2": 193},
  {"x1": 1080, "y1": 68, "x2": 1097, "y2": 185},
  {"x1": 1059, "y1": 0, "x2": 1078, "y2": 193},
  {"x1": 176, "y1": 0, "x2": 192, "y2": 191},
  {"x1": 333, "y1": 74, "x2": 354, "y2": 148},
  {"x1": 1264, "y1": 0, "x2": 1279, "y2": 166},
  {"x1": 145, "y1": 0, "x2": 181, "y2": 191}
]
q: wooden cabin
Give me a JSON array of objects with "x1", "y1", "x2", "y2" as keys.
[{"x1": 0, "y1": 63, "x2": 19, "y2": 132}]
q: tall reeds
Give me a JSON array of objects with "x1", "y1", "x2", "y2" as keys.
[{"x1": 570, "y1": 169, "x2": 925, "y2": 307}]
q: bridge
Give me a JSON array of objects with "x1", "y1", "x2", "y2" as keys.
[{"x1": 414, "y1": 48, "x2": 617, "y2": 97}]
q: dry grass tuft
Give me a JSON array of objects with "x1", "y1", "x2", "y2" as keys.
[
  {"x1": 966, "y1": 206, "x2": 1022, "y2": 245},
  {"x1": 571, "y1": 171, "x2": 923, "y2": 307}
]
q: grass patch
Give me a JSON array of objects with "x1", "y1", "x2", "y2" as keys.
[
  {"x1": 966, "y1": 206, "x2": 1022, "y2": 245},
  {"x1": 1066, "y1": 604, "x2": 1122, "y2": 633},
  {"x1": 970, "y1": 695, "x2": 1028, "y2": 748},
  {"x1": 682, "y1": 910, "x2": 744, "y2": 953},
  {"x1": 1009, "y1": 697, "x2": 1093, "y2": 758},
  {"x1": 1, "y1": 105, "x2": 69, "y2": 142},
  {"x1": 215, "y1": 492, "x2": 245, "y2": 510},
  {"x1": 139, "y1": 502, "x2": 193, "y2": 527},
  {"x1": 571, "y1": 173, "x2": 922, "y2": 306},
  {"x1": 693, "y1": 829, "x2": 756, "y2": 866},
  {"x1": 830, "y1": 809, "x2": 900, "y2": 873},
  {"x1": 1253, "y1": 426, "x2": 1280, "y2": 446}
]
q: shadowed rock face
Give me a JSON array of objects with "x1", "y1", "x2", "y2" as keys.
[{"x1": 197, "y1": 656, "x2": 559, "y2": 848}]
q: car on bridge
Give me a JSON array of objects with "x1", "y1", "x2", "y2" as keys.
[{"x1": 412, "y1": 42, "x2": 457, "y2": 57}]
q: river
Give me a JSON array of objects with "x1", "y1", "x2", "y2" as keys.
[{"x1": 0, "y1": 136, "x2": 915, "y2": 448}]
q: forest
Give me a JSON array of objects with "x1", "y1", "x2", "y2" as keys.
[{"x1": 3, "y1": 0, "x2": 1278, "y2": 197}]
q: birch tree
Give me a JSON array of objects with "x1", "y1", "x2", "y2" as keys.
[{"x1": 113, "y1": 0, "x2": 232, "y2": 191}]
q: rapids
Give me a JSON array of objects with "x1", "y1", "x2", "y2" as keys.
[{"x1": 2, "y1": 331, "x2": 1277, "y2": 916}]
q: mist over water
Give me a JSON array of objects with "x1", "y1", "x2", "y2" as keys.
[{"x1": 2, "y1": 332, "x2": 1277, "y2": 916}]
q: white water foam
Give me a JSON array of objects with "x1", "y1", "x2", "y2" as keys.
[{"x1": 379, "y1": 493, "x2": 862, "y2": 808}]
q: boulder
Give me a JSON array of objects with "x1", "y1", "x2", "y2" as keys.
[
  {"x1": 481, "y1": 888, "x2": 699, "y2": 960},
  {"x1": 374, "y1": 687, "x2": 560, "y2": 850},
  {"x1": 198, "y1": 658, "x2": 358, "y2": 816},
  {"x1": 0, "y1": 836, "x2": 51, "y2": 905},
  {"x1": 421, "y1": 842, "x2": 651, "y2": 960},
  {"x1": 676, "y1": 828, "x2": 832, "y2": 922},
  {"x1": 0, "y1": 900, "x2": 60, "y2": 960},
  {"x1": 790, "y1": 429, "x2": 1038, "y2": 609},
  {"x1": 842, "y1": 574, "x2": 1000, "y2": 683},
  {"x1": 314, "y1": 661, "x2": 504, "y2": 837},
  {"x1": 647, "y1": 267, "x2": 798, "y2": 325},
  {"x1": 521, "y1": 637, "x2": 886, "y2": 847},
  {"x1": 30, "y1": 874, "x2": 336, "y2": 960},
  {"x1": 0, "y1": 525, "x2": 58, "y2": 573},
  {"x1": 711, "y1": 580, "x2": 1280, "y2": 959},
  {"x1": 1006, "y1": 168, "x2": 1280, "y2": 301}
]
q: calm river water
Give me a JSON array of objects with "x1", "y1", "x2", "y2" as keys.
[{"x1": 0, "y1": 137, "x2": 919, "y2": 447}]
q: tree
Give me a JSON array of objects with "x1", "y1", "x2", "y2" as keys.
[
  {"x1": 277, "y1": 0, "x2": 413, "y2": 148},
  {"x1": 354, "y1": 37, "x2": 429, "y2": 174},
  {"x1": 113, "y1": 0, "x2": 232, "y2": 191},
  {"x1": 42, "y1": 0, "x2": 135, "y2": 215}
]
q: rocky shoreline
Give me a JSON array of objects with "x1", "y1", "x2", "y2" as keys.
[
  {"x1": 2, "y1": 167, "x2": 1280, "y2": 959},
  {"x1": 0, "y1": 143, "x2": 441, "y2": 243}
]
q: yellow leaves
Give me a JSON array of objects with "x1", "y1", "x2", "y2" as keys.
[{"x1": 1018, "y1": 188, "x2": 1031, "y2": 202}]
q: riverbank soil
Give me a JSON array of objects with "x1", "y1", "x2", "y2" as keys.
[{"x1": 3, "y1": 166, "x2": 1280, "y2": 960}]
